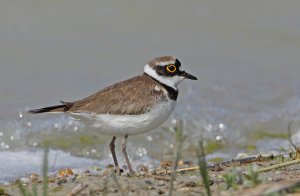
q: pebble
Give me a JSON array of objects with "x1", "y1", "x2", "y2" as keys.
[
  {"x1": 30, "y1": 173, "x2": 39, "y2": 182},
  {"x1": 160, "y1": 161, "x2": 172, "y2": 168},
  {"x1": 157, "y1": 180, "x2": 165, "y2": 186},
  {"x1": 157, "y1": 189, "x2": 165, "y2": 194},
  {"x1": 184, "y1": 181, "x2": 197, "y2": 187},
  {"x1": 178, "y1": 187, "x2": 193, "y2": 192},
  {"x1": 145, "y1": 180, "x2": 152, "y2": 185},
  {"x1": 3, "y1": 182, "x2": 11, "y2": 186},
  {"x1": 148, "y1": 169, "x2": 156, "y2": 175},
  {"x1": 56, "y1": 178, "x2": 68, "y2": 185},
  {"x1": 275, "y1": 171, "x2": 281, "y2": 175},
  {"x1": 237, "y1": 153, "x2": 249, "y2": 158},
  {"x1": 70, "y1": 174, "x2": 78, "y2": 182},
  {"x1": 20, "y1": 177, "x2": 30, "y2": 184},
  {"x1": 57, "y1": 168, "x2": 74, "y2": 177},
  {"x1": 135, "y1": 172, "x2": 146, "y2": 177},
  {"x1": 178, "y1": 160, "x2": 184, "y2": 166},
  {"x1": 136, "y1": 164, "x2": 149, "y2": 173}
]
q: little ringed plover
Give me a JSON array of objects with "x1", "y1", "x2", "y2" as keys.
[{"x1": 28, "y1": 56, "x2": 197, "y2": 174}]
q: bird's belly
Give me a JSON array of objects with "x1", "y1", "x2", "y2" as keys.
[{"x1": 70, "y1": 100, "x2": 176, "y2": 137}]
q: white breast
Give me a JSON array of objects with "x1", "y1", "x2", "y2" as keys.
[{"x1": 70, "y1": 100, "x2": 176, "y2": 137}]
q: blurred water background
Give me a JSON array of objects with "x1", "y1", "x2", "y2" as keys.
[{"x1": 1, "y1": 1, "x2": 300, "y2": 183}]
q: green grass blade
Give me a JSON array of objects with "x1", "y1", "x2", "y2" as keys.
[
  {"x1": 197, "y1": 140, "x2": 211, "y2": 196},
  {"x1": 42, "y1": 148, "x2": 49, "y2": 196}
]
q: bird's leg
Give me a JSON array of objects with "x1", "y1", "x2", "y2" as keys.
[
  {"x1": 109, "y1": 136, "x2": 120, "y2": 174},
  {"x1": 121, "y1": 135, "x2": 134, "y2": 174}
]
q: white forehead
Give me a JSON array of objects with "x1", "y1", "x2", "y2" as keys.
[{"x1": 154, "y1": 60, "x2": 175, "y2": 66}]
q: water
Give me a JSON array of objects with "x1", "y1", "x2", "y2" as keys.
[{"x1": 1, "y1": 1, "x2": 300, "y2": 183}]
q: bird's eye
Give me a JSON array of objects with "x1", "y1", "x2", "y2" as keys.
[{"x1": 166, "y1": 65, "x2": 176, "y2": 73}]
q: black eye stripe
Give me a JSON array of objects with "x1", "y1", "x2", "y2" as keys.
[
  {"x1": 154, "y1": 59, "x2": 182, "y2": 76},
  {"x1": 175, "y1": 59, "x2": 181, "y2": 68}
]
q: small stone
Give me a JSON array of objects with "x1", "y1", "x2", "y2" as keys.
[
  {"x1": 70, "y1": 174, "x2": 78, "y2": 182},
  {"x1": 148, "y1": 186, "x2": 155, "y2": 190},
  {"x1": 237, "y1": 153, "x2": 249, "y2": 158},
  {"x1": 48, "y1": 177, "x2": 56, "y2": 183},
  {"x1": 148, "y1": 169, "x2": 156, "y2": 175},
  {"x1": 20, "y1": 178, "x2": 30, "y2": 184},
  {"x1": 30, "y1": 173, "x2": 39, "y2": 183},
  {"x1": 56, "y1": 178, "x2": 68, "y2": 185},
  {"x1": 3, "y1": 182, "x2": 10, "y2": 186},
  {"x1": 135, "y1": 172, "x2": 145, "y2": 177},
  {"x1": 178, "y1": 160, "x2": 184, "y2": 166},
  {"x1": 145, "y1": 180, "x2": 152, "y2": 185},
  {"x1": 57, "y1": 168, "x2": 74, "y2": 177},
  {"x1": 157, "y1": 180, "x2": 165, "y2": 186},
  {"x1": 160, "y1": 161, "x2": 172, "y2": 168},
  {"x1": 178, "y1": 187, "x2": 193, "y2": 192},
  {"x1": 184, "y1": 181, "x2": 196, "y2": 187},
  {"x1": 136, "y1": 164, "x2": 149, "y2": 173},
  {"x1": 275, "y1": 171, "x2": 281, "y2": 175}
]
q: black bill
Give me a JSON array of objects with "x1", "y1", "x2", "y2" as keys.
[{"x1": 179, "y1": 70, "x2": 198, "y2": 80}]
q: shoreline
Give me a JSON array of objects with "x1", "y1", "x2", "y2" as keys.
[{"x1": 2, "y1": 153, "x2": 300, "y2": 195}]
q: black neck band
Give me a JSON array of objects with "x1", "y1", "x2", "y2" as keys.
[{"x1": 144, "y1": 73, "x2": 179, "y2": 100}]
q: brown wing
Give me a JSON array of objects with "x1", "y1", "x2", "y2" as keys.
[{"x1": 68, "y1": 74, "x2": 167, "y2": 115}]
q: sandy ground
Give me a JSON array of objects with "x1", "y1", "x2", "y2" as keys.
[{"x1": 2, "y1": 156, "x2": 300, "y2": 196}]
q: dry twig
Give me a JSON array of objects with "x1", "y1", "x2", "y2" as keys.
[
  {"x1": 156, "y1": 153, "x2": 282, "y2": 174},
  {"x1": 257, "y1": 159, "x2": 300, "y2": 173}
]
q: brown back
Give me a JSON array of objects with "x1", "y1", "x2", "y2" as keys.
[{"x1": 68, "y1": 74, "x2": 167, "y2": 115}]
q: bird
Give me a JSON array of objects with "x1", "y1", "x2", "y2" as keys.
[{"x1": 28, "y1": 56, "x2": 197, "y2": 174}]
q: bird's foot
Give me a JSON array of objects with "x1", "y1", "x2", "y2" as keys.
[
  {"x1": 114, "y1": 167, "x2": 123, "y2": 176},
  {"x1": 129, "y1": 167, "x2": 135, "y2": 174},
  {"x1": 128, "y1": 170, "x2": 135, "y2": 176}
]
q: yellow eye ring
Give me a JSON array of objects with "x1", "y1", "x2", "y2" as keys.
[{"x1": 166, "y1": 65, "x2": 176, "y2": 73}]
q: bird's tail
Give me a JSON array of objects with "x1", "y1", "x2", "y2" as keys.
[{"x1": 28, "y1": 101, "x2": 74, "y2": 114}]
